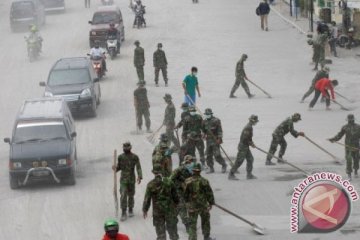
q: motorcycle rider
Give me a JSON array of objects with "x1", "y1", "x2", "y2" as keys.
[
  {"x1": 90, "y1": 41, "x2": 107, "y2": 73},
  {"x1": 133, "y1": 0, "x2": 146, "y2": 27},
  {"x1": 108, "y1": 23, "x2": 120, "y2": 54},
  {"x1": 102, "y1": 219, "x2": 129, "y2": 240},
  {"x1": 28, "y1": 24, "x2": 43, "y2": 53}
]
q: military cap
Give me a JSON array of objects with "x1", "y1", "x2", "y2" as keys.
[
  {"x1": 157, "y1": 43, "x2": 163, "y2": 47},
  {"x1": 292, "y1": 113, "x2": 302, "y2": 121},
  {"x1": 163, "y1": 93, "x2": 172, "y2": 100},
  {"x1": 123, "y1": 141, "x2": 132, "y2": 150},
  {"x1": 347, "y1": 114, "x2": 355, "y2": 121},
  {"x1": 192, "y1": 163, "x2": 202, "y2": 172},
  {"x1": 134, "y1": 40, "x2": 140, "y2": 45},
  {"x1": 204, "y1": 108, "x2": 213, "y2": 115}
]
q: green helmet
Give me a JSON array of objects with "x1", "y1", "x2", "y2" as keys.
[
  {"x1": 104, "y1": 219, "x2": 119, "y2": 232},
  {"x1": 249, "y1": 114, "x2": 259, "y2": 123},
  {"x1": 192, "y1": 163, "x2": 202, "y2": 172},
  {"x1": 292, "y1": 113, "x2": 302, "y2": 121}
]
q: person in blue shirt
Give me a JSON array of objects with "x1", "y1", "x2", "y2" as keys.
[{"x1": 182, "y1": 67, "x2": 201, "y2": 106}]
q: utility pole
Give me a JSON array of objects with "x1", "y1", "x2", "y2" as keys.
[
  {"x1": 290, "y1": 0, "x2": 293, "y2": 17},
  {"x1": 309, "y1": 0, "x2": 314, "y2": 32}
]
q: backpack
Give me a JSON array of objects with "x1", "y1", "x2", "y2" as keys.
[{"x1": 256, "y1": 6, "x2": 260, "y2": 16}]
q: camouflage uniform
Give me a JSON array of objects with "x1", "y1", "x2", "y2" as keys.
[
  {"x1": 301, "y1": 68, "x2": 329, "y2": 102},
  {"x1": 229, "y1": 54, "x2": 252, "y2": 98},
  {"x1": 313, "y1": 34, "x2": 328, "y2": 70},
  {"x1": 266, "y1": 114, "x2": 302, "y2": 164},
  {"x1": 143, "y1": 168, "x2": 179, "y2": 240},
  {"x1": 153, "y1": 145, "x2": 173, "y2": 177},
  {"x1": 184, "y1": 164, "x2": 215, "y2": 240},
  {"x1": 134, "y1": 43, "x2": 145, "y2": 82},
  {"x1": 183, "y1": 112, "x2": 206, "y2": 165},
  {"x1": 203, "y1": 111, "x2": 227, "y2": 173},
  {"x1": 163, "y1": 95, "x2": 180, "y2": 149},
  {"x1": 170, "y1": 158, "x2": 194, "y2": 232},
  {"x1": 179, "y1": 133, "x2": 198, "y2": 165},
  {"x1": 176, "y1": 103, "x2": 191, "y2": 142},
  {"x1": 116, "y1": 152, "x2": 143, "y2": 212},
  {"x1": 134, "y1": 83, "x2": 151, "y2": 130},
  {"x1": 229, "y1": 115, "x2": 258, "y2": 180},
  {"x1": 329, "y1": 115, "x2": 360, "y2": 178},
  {"x1": 153, "y1": 44, "x2": 168, "y2": 84}
]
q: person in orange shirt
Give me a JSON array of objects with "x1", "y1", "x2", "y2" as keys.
[
  {"x1": 309, "y1": 78, "x2": 338, "y2": 110},
  {"x1": 102, "y1": 220, "x2": 130, "y2": 240}
]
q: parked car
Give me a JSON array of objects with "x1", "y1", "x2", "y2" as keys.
[
  {"x1": 40, "y1": 57, "x2": 101, "y2": 117},
  {"x1": 40, "y1": 0, "x2": 65, "y2": 12},
  {"x1": 10, "y1": 0, "x2": 46, "y2": 32},
  {"x1": 88, "y1": 5, "x2": 125, "y2": 48},
  {"x1": 4, "y1": 97, "x2": 77, "y2": 189}
]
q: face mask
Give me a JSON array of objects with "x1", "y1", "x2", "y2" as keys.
[
  {"x1": 123, "y1": 149, "x2": 131, "y2": 154},
  {"x1": 204, "y1": 114, "x2": 211, "y2": 120},
  {"x1": 185, "y1": 162, "x2": 195, "y2": 173},
  {"x1": 190, "y1": 112, "x2": 196, "y2": 116},
  {"x1": 193, "y1": 72, "x2": 197, "y2": 76}
]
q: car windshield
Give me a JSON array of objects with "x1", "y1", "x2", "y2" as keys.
[
  {"x1": 11, "y1": 2, "x2": 34, "y2": 18},
  {"x1": 48, "y1": 68, "x2": 90, "y2": 86},
  {"x1": 92, "y1": 12, "x2": 120, "y2": 24},
  {"x1": 14, "y1": 121, "x2": 68, "y2": 143}
]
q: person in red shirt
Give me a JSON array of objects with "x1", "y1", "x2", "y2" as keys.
[
  {"x1": 102, "y1": 219, "x2": 130, "y2": 240},
  {"x1": 309, "y1": 78, "x2": 338, "y2": 110}
]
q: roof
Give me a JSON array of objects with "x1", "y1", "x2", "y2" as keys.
[
  {"x1": 52, "y1": 57, "x2": 89, "y2": 70},
  {"x1": 18, "y1": 97, "x2": 66, "y2": 120},
  {"x1": 96, "y1": 5, "x2": 120, "y2": 12},
  {"x1": 12, "y1": 0, "x2": 36, "y2": 4}
]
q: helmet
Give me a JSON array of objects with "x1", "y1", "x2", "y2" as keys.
[
  {"x1": 249, "y1": 114, "x2": 259, "y2": 123},
  {"x1": 204, "y1": 108, "x2": 213, "y2": 115},
  {"x1": 159, "y1": 133, "x2": 168, "y2": 142},
  {"x1": 163, "y1": 94, "x2": 172, "y2": 101},
  {"x1": 347, "y1": 114, "x2": 355, "y2": 121},
  {"x1": 152, "y1": 164, "x2": 163, "y2": 174},
  {"x1": 192, "y1": 163, "x2": 202, "y2": 172},
  {"x1": 134, "y1": 40, "x2": 140, "y2": 45},
  {"x1": 292, "y1": 113, "x2": 301, "y2": 121},
  {"x1": 123, "y1": 142, "x2": 132, "y2": 150},
  {"x1": 30, "y1": 25, "x2": 38, "y2": 33},
  {"x1": 184, "y1": 155, "x2": 194, "y2": 163},
  {"x1": 104, "y1": 219, "x2": 119, "y2": 232},
  {"x1": 181, "y1": 102, "x2": 189, "y2": 109},
  {"x1": 158, "y1": 43, "x2": 163, "y2": 48}
]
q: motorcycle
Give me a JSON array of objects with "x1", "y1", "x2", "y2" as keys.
[
  {"x1": 88, "y1": 54, "x2": 105, "y2": 79},
  {"x1": 101, "y1": 0, "x2": 114, "y2": 5},
  {"x1": 134, "y1": 6, "x2": 146, "y2": 29},
  {"x1": 107, "y1": 35, "x2": 119, "y2": 60},
  {"x1": 337, "y1": 27, "x2": 360, "y2": 49},
  {"x1": 25, "y1": 36, "x2": 40, "y2": 62}
]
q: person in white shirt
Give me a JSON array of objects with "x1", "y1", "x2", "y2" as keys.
[{"x1": 90, "y1": 42, "x2": 107, "y2": 72}]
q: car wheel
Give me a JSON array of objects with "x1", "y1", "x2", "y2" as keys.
[
  {"x1": 9, "y1": 175, "x2": 20, "y2": 189},
  {"x1": 63, "y1": 169, "x2": 76, "y2": 185}
]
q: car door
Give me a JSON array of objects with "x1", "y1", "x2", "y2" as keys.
[{"x1": 64, "y1": 116, "x2": 76, "y2": 161}]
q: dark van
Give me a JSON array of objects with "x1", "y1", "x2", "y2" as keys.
[{"x1": 10, "y1": 0, "x2": 46, "y2": 31}]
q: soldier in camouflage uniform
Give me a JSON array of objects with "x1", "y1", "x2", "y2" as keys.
[
  {"x1": 228, "y1": 115, "x2": 258, "y2": 180},
  {"x1": 203, "y1": 108, "x2": 227, "y2": 173},
  {"x1": 153, "y1": 142, "x2": 173, "y2": 177},
  {"x1": 182, "y1": 107, "x2": 206, "y2": 167},
  {"x1": 133, "y1": 81, "x2": 151, "y2": 132},
  {"x1": 143, "y1": 164, "x2": 179, "y2": 240},
  {"x1": 170, "y1": 155, "x2": 195, "y2": 233},
  {"x1": 229, "y1": 54, "x2": 254, "y2": 99},
  {"x1": 134, "y1": 40, "x2": 145, "y2": 83},
  {"x1": 153, "y1": 43, "x2": 168, "y2": 87},
  {"x1": 329, "y1": 114, "x2": 360, "y2": 180},
  {"x1": 301, "y1": 67, "x2": 330, "y2": 103},
  {"x1": 163, "y1": 94, "x2": 180, "y2": 150},
  {"x1": 313, "y1": 33, "x2": 328, "y2": 71},
  {"x1": 113, "y1": 142, "x2": 143, "y2": 221},
  {"x1": 265, "y1": 113, "x2": 304, "y2": 165},
  {"x1": 184, "y1": 163, "x2": 215, "y2": 240},
  {"x1": 179, "y1": 132, "x2": 199, "y2": 165},
  {"x1": 175, "y1": 103, "x2": 191, "y2": 143}
]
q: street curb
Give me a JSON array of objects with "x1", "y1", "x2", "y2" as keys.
[{"x1": 270, "y1": 5, "x2": 308, "y2": 35}]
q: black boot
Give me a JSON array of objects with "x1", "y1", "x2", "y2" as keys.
[
  {"x1": 128, "y1": 208, "x2": 134, "y2": 217},
  {"x1": 120, "y1": 209, "x2": 127, "y2": 221},
  {"x1": 246, "y1": 173, "x2": 257, "y2": 180},
  {"x1": 355, "y1": 170, "x2": 358, "y2": 178},
  {"x1": 221, "y1": 164, "x2": 227, "y2": 173},
  {"x1": 265, "y1": 160, "x2": 276, "y2": 166},
  {"x1": 206, "y1": 166, "x2": 214, "y2": 174},
  {"x1": 228, "y1": 172, "x2": 239, "y2": 180}
]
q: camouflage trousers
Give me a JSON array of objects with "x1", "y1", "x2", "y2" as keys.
[
  {"x1": 230, "y1": 77, "x2": 251, "y2": 97},
  {"x1": 135, "y1": 65, "x2": 144, "y2": 81},
  {"x1": 345, "y1": 150, "x2": 360, "y2": 174},
  {"x1": 188, "y1": 209, "x2": 211, "y2": 240},
  {"x1": 120, "y1": 180, "x2": 135, "y2": 210},
  {"x1": 153, "y1": 212, "x2": 179, "y2": 240},
  {"x1": 206, "y1": 142, "x2": 226, "y2": 168},
  {"x1": 266, "y1": 135, "x2": 287, "y2": 161},
  {"x1": 314, "y1": 47, "x2": 325, "y2": 70},
  {"x1": 136, "y1": 107, "x2": 151, "y2": 130},
  {"x1": 180, "y1": 139, "x2": 205, "y2": 165},
  {"x1": 177, "y1": 194, "x2": 190, "y2": 231},
  {"x1": 302, "y1": 82, "x2": 315, "y2": 102},
  {"x1": 230, "y1": 146, "x2": 253, "y2": 174},
  {"x1": 155, "y1": 67, "x2": 168, "y2": 83},
  {"x1": 166, "y1": 127, "x2": 180, "y2": 150}
]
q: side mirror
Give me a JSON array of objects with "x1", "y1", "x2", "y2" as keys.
[
  {"x1": 4, "y1": 138, "x2": 10, "y2": 143},
  {"x1": 39, "y1": 81, "x2": 46, "y2": 87},
  {"x1": 88, "y1": 21, "x2": 93, "y2": 24},
  {"x1": 93, "y1": 78, "x2": 99, "y2": 82},
  {"x1": 71, "y1": 132, "x2": 77, "y2": 138}
]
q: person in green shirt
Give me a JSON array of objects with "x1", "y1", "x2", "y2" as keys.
[{"x1": 182, "y1": 67, "x2": 201, "y2": 106}]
